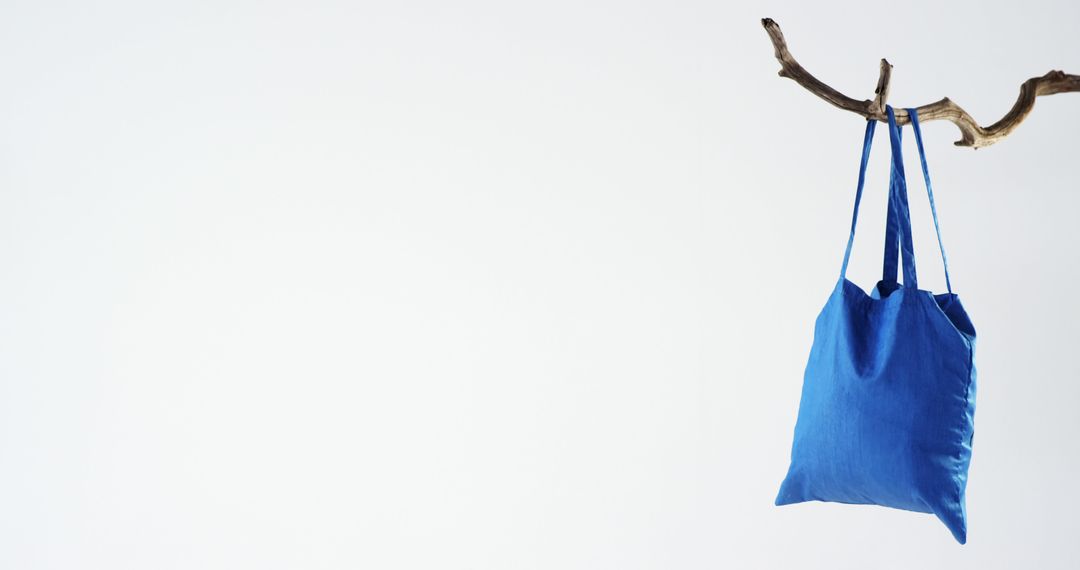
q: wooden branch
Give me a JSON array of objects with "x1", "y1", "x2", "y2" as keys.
[{"x1": 762, "y1": 17, "x2": 1080, "y2": 148}]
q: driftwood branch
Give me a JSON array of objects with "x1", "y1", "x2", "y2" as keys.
[{"x1": 762, "y1": 17, "x2": 1080, "y2": 148}]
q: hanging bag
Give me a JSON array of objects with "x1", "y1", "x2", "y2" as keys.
[{"x1": 775, "y1": 106, "x2": 978, "y2": 544}]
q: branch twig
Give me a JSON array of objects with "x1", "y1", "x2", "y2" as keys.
[{"x1": 762, "y1": 17, "x2": 1080, "y2": 148}]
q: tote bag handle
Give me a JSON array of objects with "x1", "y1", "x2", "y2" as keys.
[
  {"x1": 840, "y1": 106, "x2": 954, "y2": 293},
  {"x1": 883, "y1": 106, "x2": 918, "y2": 288},
  {"x1": 909, "y1": 108, "x2": 953, "y2": 294},
  {"x1": 882, "y1": 124, "x2": 910, "y2": 286}
]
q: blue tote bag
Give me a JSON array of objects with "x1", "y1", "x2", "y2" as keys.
[{"x1": 775, "y1": 106, "x2": 978, "y2": 544}]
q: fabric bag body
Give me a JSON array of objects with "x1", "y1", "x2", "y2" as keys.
[{"x1": 775, "y1": 107, "x2": 978, "y2": 544}]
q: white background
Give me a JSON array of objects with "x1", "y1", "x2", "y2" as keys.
[{"x1": 2, "y1": 0, "x2": 1080, "y2": 568}]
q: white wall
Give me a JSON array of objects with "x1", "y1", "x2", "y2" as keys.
[{"x1": 2, "y1": 0, "x2": 1079, "y2": 567}]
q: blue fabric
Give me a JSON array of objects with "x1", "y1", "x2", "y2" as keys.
[{"x1": 775, "y1": 107, "x2": 978, "y2": 544}]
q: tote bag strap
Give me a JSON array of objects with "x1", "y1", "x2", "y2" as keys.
[
  {"x1": 908, "y1": 108, "x2": 954, "y2": 294},
  {"x1": 884, "y1": 105, "x2": 918, "y2": 288},
  {"x1": 839, "y1": 119, "x2": 876, "y2": 280},
  {"x1": 882, "y1": 125, "x2": 908, "y2": 285}
]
